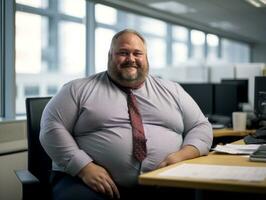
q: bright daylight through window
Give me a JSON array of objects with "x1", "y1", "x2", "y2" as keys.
[
  {"x1": 15, "y1": 0, "x2": 86, "y2": 115},
  {"x1": 10, "y1": 1, "x2": 251, "y2": 117}
]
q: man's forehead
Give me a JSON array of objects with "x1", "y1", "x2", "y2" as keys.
[
  {"x1": 115, "y1": 33, "x2": 144, "y2": 44},
  {"x1": 113, "y1": 33, "x2": 145, "y2": 50}
]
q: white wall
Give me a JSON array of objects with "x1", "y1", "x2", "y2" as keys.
[
  {"x1": 0, "y1": 120, "x2": 27, "y2": 200},
  {"x1": 150, "y1": 65, "x2": 208, "y2": 83},
  {"x1": 252, "y1": 43, "x2": 266, "y2": 63},
  {"x1": 208, "y1": 64, "x2": 235, "y2": 83},
  {"x1": 0, "y1": 151, "x2": 27, "y2": 200}
]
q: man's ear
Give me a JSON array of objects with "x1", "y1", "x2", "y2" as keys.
[{"x1": 107, "y1": 50, "x2": 112, "y2": 67}]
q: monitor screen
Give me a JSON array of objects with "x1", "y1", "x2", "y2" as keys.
[
  {"x1": 221, "y1": 79, "x2": 248, "y2": 103},
  {"x1": 180, "y1": 83, "x2": 213, "y2": 115},
  {"x1": 254, "y1": 76, "x2": 266, "y2": 120},
  {"x1": 214, "y1": 83, "x2": 239, "y2": 117}
]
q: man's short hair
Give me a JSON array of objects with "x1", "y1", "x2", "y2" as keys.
[{"x1": 110, "y1": 29, "x2": 146, "y2": 49}]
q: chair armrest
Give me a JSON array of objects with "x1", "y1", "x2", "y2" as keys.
[
  {"x1": 15, "y1": 170, "x2": 42, "y2": 200},
  {"x1": 15, "y1": 169, "x2": 40, "y2": 185}
]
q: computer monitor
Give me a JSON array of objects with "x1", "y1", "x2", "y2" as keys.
[
  {"x1": 221, "y1": 79, "x2": 248, "y2": 103},
  {"x1": 214, "y1": 83, "x2": 239, "y2": 117},
  {"x1": 180, "y1": 83, "x2": 213, "y2": 116},
  {"x1": 254, "y1": 76, "x2": 266, "y2": 120}
]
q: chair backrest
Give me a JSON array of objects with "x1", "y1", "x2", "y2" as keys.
[{"x1": 26, "y1": 97, "x2": 52, "y2": 185}]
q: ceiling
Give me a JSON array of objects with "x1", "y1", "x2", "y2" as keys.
[{"x1": 128, "y1": 0, "x2": 266, "y2": 44}]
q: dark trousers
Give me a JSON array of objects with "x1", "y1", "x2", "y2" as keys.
[{"x1": 50, "y1": 171, "x2": 195, "y2": 200}]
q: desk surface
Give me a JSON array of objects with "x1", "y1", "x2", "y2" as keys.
[
  {"x1": 213, "y1": 128, "x2": 255, "y2": 138},
  {"x1": 139, "y1": 152, "x2": 266, "y2": 194}
]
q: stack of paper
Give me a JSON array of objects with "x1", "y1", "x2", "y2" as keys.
[
  {"x1": 212, "y1": 144, "x2": 260, "y2": 154},
  {"x1": 159, "y1": 163, "x2": 266, "y2": 182}
]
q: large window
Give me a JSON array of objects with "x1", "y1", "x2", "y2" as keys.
[
  {"x1": 95, "y1": 4, "x2": 117, "y2": 25},
  {"x1": 94, "y1": 4, "x2": 167, "y2": 71},
  {"x1": 1, "y1": 1, "x2": 252, "y2": 118},
  {"x1": 16, "y1": 0, "x2": 48, "y2": 8},
  {"x1": 172, "y1": 25, "x2": 189, "y2": 64},
  {"x1": 191, "y1": 29, "x2": 206, "y2": 61},
  {"x1": 95, "y1": 27, "x2": 115, "y2": 72},
  {"x1": 221, "y1": 38, "x2": 250, "y2": 63},
  {"x1": 15, "y1": 0, "x2": 86, "y2": 114},
  {"x1": 206, "y1": 33, "x2": 219, "y2": 62}
]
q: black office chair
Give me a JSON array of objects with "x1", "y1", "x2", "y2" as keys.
[{"x1": 15, "y1": 97, "x2": 52, "y2": 200}]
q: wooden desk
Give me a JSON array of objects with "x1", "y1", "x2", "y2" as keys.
[
  {"x1": 213, "y1": 128, "x2": 255, "y2": 138},
  {"x1": 212, "y1": 129, "x2": 256, "y2": 147},
  {"x1": 139, "y1": 153, "x2": 266, "y2": 194}
]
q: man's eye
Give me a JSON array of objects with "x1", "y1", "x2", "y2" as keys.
[
  {"x1": 118, "y1": 52, "x2": 128, "y2": 56},
  {"x1": 135, "y1": 52, "x2": 143, "y2": 56}
]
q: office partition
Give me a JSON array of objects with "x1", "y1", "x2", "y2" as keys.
[
  {"x1": 180, "y1": 83, "x2": 214, "y2": 116},
  {"x1": 221, "y1": 79, "x2": 249, "y2": 103},
  {"x1": 235, "y1": 63, "x2": 265, "y2": 107},
  {"x1": 208, "y1": 64, "x2": 235, "y2": 83},
  {"x1": 214, "y1": 83, "x2": 239, "y2": 117}
]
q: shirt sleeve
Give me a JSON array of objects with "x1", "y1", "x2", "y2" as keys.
[
  {"x1": 177, "y1": 84, "x2": 213, "y2": 155},
  {"x1": 39, "y1": 82, "x2": 92, "y2": 176}
]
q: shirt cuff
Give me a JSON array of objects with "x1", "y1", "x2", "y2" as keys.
[
  {"x1": 183, "y1": 138, "x2": 212, "y2": 156},
  {"x1": 66, "y1": 150, "x2": 93, "y2": 176}
]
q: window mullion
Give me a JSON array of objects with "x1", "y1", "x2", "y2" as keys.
[
  {"x1": 48, "y1": 0, "x2": 59, "y2": 72},
  {"x1": 188, "y1": 29, "x2": 192, "y2": 59},
  {"x1": 166, "y1": 24, "x2": 172, "y2": 66},
  {"x1": 0, "y1": 0, "x2": 3, "y2": 117},
  {"x1": 4, "y1": 0, "x2": 16, "y2": 119},
  {"x1": 86, "y1": 0, "x2": 96, "y2": 75}
]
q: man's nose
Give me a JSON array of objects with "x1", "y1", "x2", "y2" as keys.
[{"x1": 127, "y1": 53, "x2": 135, "y2": 62}]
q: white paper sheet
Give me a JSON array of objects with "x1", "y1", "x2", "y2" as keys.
[
  {"x1": 212, "y1": 144, "x2": 260, "y2": 155},
  {"x1": 158, "y1": 163, "x2": 266, "y2": 182}
]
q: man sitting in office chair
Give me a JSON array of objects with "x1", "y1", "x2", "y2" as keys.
[{"x1": 40, "y1": 29, "x2": 213, "y2": 200}]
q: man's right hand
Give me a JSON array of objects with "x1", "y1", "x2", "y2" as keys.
[{"x1": 78, "y1": 162, "x2": 120, "y2": 199}]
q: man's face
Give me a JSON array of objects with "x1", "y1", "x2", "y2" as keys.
[{"x1": 108, "y1": 33, "x2": 149, "y2": 88}]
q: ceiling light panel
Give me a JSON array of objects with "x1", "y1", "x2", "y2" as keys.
[{"x1": 149, "y1": 1, "x2": 196, "y2": 14}]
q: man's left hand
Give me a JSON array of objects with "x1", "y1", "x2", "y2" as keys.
[{"x1": 156, "y1": 145, "x2": 200, "y2": 169}]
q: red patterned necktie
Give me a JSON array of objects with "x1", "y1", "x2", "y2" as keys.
[{"x1": 126, "y1": 89, "x2": 147, "y2": 162}]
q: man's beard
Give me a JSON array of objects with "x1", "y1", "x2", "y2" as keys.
[
  {"x1": 119, "y1": 62, "x2": 141, "y2": 81},
  {"x1": 108, "y1": 61, "x2": 149, "y2": 87}
]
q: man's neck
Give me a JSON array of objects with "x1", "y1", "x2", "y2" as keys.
[{"x1": 107, "y1": 72, "x2": 145, "y2": 90}]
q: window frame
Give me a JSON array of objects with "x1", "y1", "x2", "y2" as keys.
[{"x1": 14, "y1": 0, "x2": 90, "y2": 116}]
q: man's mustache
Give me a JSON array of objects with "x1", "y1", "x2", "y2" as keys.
[{"x1": 120, "y1": 62, "x2": 139, "y2": 68}]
